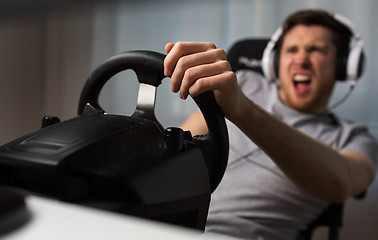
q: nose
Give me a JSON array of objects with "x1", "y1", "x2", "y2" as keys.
[{"x1": 294, "y1": 49, "x2": 310, "y2": 66}]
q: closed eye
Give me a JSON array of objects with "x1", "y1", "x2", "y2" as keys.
[
  {"x1": 306, "y1": 44, "x2": 329, "y2": 54},
  {"x1": 307, "y1": 46, "x2": 323, "y2": 53},
  {"x1": 284, "y1": 46, "x2": 298, "y2": 54}
]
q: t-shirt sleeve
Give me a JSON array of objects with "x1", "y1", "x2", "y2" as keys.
[{"x1": 340, "y1": 122, "x2": 378, "y2": 167}]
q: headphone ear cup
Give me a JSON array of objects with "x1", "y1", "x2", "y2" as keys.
[
  {"x1": 337, "y1": 48, "x2": 365, "y2": 82},
  {"x1": 336, "y1": 48, "x2": 349, "y2": 81},
  {"x1": 262, "y1": 26, "x2": 283, "y2": 82},
  {"x1": 262, "y1": 44, "x2": 277, "y2": 81},
  {"x1": 273, "y1": 46, "x2": 280, "y2": 79},
  {"x1": 357, "y1": 52, "x2": 365, "y2": 78}
]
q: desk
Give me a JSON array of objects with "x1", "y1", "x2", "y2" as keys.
[{"x1": 3, "y1": 196, "x2": 210, "y2": 240}]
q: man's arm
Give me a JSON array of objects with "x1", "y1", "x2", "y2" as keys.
[
  {"x1": 164, "y1": 41, "x2": 376, "y2": 202},
  {"x1": 180, "y1": 111, "x2": 208, "y2": 136},
  {"x1": 234, "y1": 96, "x2": 375, "y2": 202}
]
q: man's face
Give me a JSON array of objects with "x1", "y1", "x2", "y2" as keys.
[{"x1": 278, "y1": 24, "x2": 338, "y2": 113}]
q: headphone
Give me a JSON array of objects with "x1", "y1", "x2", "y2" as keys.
[{"x1": 261, "y1": 13, "x2": 365, "y2": 87}]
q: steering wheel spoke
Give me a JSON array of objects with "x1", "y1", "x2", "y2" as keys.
[{"x1": 132, "y1": 83, "x2": 157, "y2": 121}]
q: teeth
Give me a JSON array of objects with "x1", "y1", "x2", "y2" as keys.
[{"x1": 293, "y1": 75, "x2": 310, "y2": 82}]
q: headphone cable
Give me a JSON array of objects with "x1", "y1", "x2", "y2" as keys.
[{"x1": 328, "y1": 85, "x2": 355, "y2": 112}]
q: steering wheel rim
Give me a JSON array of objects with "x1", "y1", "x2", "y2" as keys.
[{"x1": 78, "y1": 50, "x2": 228, "y2": 192}]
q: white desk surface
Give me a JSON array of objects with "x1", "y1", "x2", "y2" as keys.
[{"x1": 3, "y1": 196, "x2": 213, "y2": 240}]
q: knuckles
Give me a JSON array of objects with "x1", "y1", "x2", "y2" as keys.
[
  {"x1": 184, "y1": 67, "x2": 199, "y2": 81},
  {"x1": 165, "y1": 41, "x2": 235, "y2": 96},
  {"x1": 218, "y1": 60, "x2": 232, "y2": 71},
  {"x1": 176, "y1": 55, "x2": 192, "y2": 70},
  {"x1": 213, "y1": 48, "x2": 227, "y2": 59}
]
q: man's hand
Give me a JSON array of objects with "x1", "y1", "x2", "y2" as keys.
[{"x1": 164, "y1": 41, "x2": 244, "y2": 121}]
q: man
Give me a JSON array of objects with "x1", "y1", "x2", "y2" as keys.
[{"x1": 164, "y1": 10, "x2": 377, "y2": 239}]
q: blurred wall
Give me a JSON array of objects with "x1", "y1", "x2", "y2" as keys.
[{"x1": 0, "y1": 0, "x2": 377, "y2": 239}]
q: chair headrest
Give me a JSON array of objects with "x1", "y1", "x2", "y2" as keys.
[{"x1": 227, "y1": 39, "x2": 269, "y2": 75}]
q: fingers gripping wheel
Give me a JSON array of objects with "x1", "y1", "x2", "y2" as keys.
[{"x1": 78, "y1": 50, "x2": 229, "y2": 192}]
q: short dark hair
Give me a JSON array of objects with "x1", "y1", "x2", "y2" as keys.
[{"x1": 278, "y1": 9, "x2": 353, "y2": 54}]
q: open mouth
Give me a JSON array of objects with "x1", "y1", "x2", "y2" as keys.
[{"x1": 293, "y1": 75, "x2": 311, "y2": 94}]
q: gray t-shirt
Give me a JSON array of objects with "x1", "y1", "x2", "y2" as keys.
[{"x1": 205, "y1": 70, "x2": 378, "y2": 240}]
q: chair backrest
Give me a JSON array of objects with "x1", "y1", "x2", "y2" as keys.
[
  {"x1": 299, "y1": 203, "x2": 344, "y2": 240},
  {"x1": 226, "y1": 38, "x2": 364, "y2": 240},
  {"x1": 227, "y1": 38, "x2": 268, "y2": 74}
]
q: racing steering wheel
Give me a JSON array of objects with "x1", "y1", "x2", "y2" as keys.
[{"x1": 77, "y1": 50, "x2": 229, "y2": 192}]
